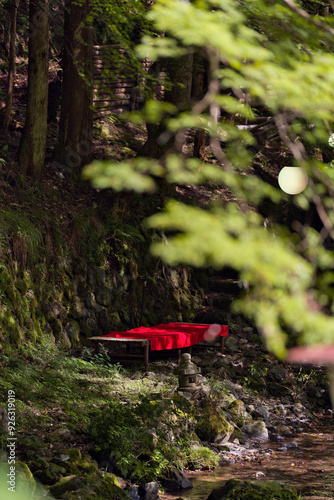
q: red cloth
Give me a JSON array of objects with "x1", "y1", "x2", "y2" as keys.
[{"x1": 103, "y1": 323, "x2": 229, "y2": 351}]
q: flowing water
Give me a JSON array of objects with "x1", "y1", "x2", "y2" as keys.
[{"x1": 161, "y1": 418, "x2": 334, "y2": 500}]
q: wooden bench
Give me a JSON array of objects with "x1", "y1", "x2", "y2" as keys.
[
  {"x1": 89, "y1": 337, "x2": 151, "y2": 370},
  {"x1": 89, "y1": 334, "x2": 226, "y2": 371}
]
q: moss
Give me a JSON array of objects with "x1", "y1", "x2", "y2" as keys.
[
  {"x1": 196, "y1": 403, "x2": 233, "y2": 443},
  {"x1": 187, "y1": 446, "x2": 219, "y2": 470},
  {"x1": 15, "y1": 461, "x2": 36, "y2": 498},
  {"x1": 49, "y1": 475, "x2": 83, "y2": 497},
  {"x1": 34, "y1": 462, "x2": 67, "y2": 486},
  {"x1": 207, "y1": 479, "x2": 299, "y2": 500},
  {"x1": 49, "y1": 472, "x2": 128, "y2": 500},
  {"x1": 229, "y1": 399, "x2": 248, "y2": 427},
  {"x1": 62, "y1": 449, "x2": 99, "y2": 475},
  {"x1": 65, "y1": 449, "x2": 82, "y2": 461}
]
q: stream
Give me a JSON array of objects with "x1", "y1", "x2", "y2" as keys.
[{"x1": 161, "y1": 417, "x2": 334, "y2": 500}]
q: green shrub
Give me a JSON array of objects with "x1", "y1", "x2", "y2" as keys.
[
  {"x1": 186, "y1": 446, "x2": 219, "y2": 470},
  {"x1": 88, "y1": 395, "x2": 197, "y2": 482}
]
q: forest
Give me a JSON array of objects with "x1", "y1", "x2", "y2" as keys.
[{"x1": 1, "y1": 0, "x2": 334, "y2": 499}]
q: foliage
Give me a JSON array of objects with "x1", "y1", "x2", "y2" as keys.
[
  {"x1": 82, "y1": 344, "x2": 124, "y2": 375},
  {"x1": 186, "y1": 445, "x2": 219, "y2": 470},
  {"x1": 0, "y1": 209, "x2": 43, "y2": 262},
  {"x1": 91, "y1": 0, "x2": 153, "y2": 46},
  {"x1": 88, "y1": 394, "x2": 196, "y2": 482},
  {"x1": 83, "y1": 0, "x2": 334, "y2": 363}
]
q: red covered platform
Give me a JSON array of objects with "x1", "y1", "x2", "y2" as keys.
[
  {"x1": 89, "y1": 323, "x2": 229, "y2": 369},
  {"x1": 104, "y1": 322, "x2": 229, "y2": 351}
]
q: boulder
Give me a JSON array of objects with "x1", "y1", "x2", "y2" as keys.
[
  {"x1": 225, "y1": 337, "x2": 240, "y2": 353},
  {"x1": 0, "y1": 461, "x2": 36, "y2": 499},
  {"x1": 206, "y1": 478, "x2": 299, "y2": 500},
  {"x1": 266, "y1": 366, "x2": 287, "y2": 382},
  {"x1": 138, "y1": 481, "x2": 160, "y2": 500},
  {"x1": 70, "y1": 297, "x2": 89, "y2": 320},
  {"x1": 96, "y1": 288, "x2": 112, "y2": 307},
  {"x1": 196, "y1": 404, "x2": 233, "y2": 443},
  {"x1": 251, "y1": 405, "x2": 270, "y2": 425},
  {"x1": 228, "y1": 399, "x2": 249, "y2": 427},
  {"x1": 64, "y1": 320, "x2": 80, "y2": 346},
  {"x1": 241, "y1": 420, "x2": 269, "y2": 441},
  {"x1": 34, "y1": 462, "x2": 67, "y2": 485},
  {"x1": 49, "y1": 471, "x2": 129, "y2": 499},
  {"x1": 160, "y1": 468, "x2": 193, "y2": 490}
]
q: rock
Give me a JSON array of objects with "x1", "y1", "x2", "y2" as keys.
[
  {"x1": 244, "y1": 349, "x2": 258, "y2": 358},
  {"x1": 96, "y1": 288, "x2": 112, "y2": 307},
  {"x1": 206, "y1": 478, "x2": 299, "y2": 500},
  {"x1": 52, "y1": 427, "x2": 71, "y2": 439},
  {"x1": 138, "y1": 481, "x2": 160, "y2": 500},
  {"x1": 49, "y1": 471, "x2": 129, "y2": 499},
  {"x1": 97, "y1": 308, "x2": 112, "y2": 331},
  {"x1": 59, "y1": 329, "x2": 71, "y2": 348},
  {"x1": 180, "y1": 476, "x2": 193, "y2": 489},
  {"x1": 56, "y1": 453, "x2": 71, "y2": 463},
  {"x1": 79, "y1": 315, "x2": 98, "y2": 338},
  {"x1": 49, "y1": 475, "x2": 85, "y2": 497},
  {"x1": 266, "y1": 366, "x2": 288, "y2": 382},
  {"x1": 276, "y1": 403, "x2": 288, "y2": 417},
  {"x1": 292, "y1": 403, "x2": 313, "y2": 419},
  {"x1": 34, "y1": 462, "x2": 67, "y2": 485},
  {"x1": 0, "y1": 405, "x2": 8, "y2": 433},
  {"x1": 49, "y1": 301, "x2": 66, "y2": 320},
  {"x1": 96, "y1": 268, "x2": 106, "y2": 287},
  {"x1": 160, "y1": 469, "x2": 193, "y2": 490},
  {"x1": 228, "y1": 399, "x2": 249, "y2": 427},
  {"x1": 65, "y1": 448, "x2": 82, "y2": 461},
  {"x1": 241, "y1": 420, "x2": 269, "y2": 441},
  {"x1": 0, "y1": 461, "x2": 37, "y2": 499},
  {"x1": 287, "y1": 440, "x2": 298, "y2": 449},
  {"x1": 160, "y1": 478, "x2": 180, "y2": 490},
  {"x1": 128, "y1": 486, "x2": 141, "y2": 500},
  {"x1": 87, "y1": 268, "x2": 96, "y2": 286},
  {"x1": 70, "y1": 297, "x2": 89, "y2": 319},
  {"x1": 85, "y1": 292, "x2": 98, "y2": 310},
  {"x1": 143, "y1": 372, "x2": 156, "y2": 380},
  {"x1": 251, "y1": 405, "x2": 270, "y2": 425},
  {"x1": 196, "y1": 404, "x2": 234, "y2": 443},
  {"x1": 64, "y1": 320, "x2": 80, "y2": 345},
  {"x1": 225, "y1": 337, "x2": 240, "y2": 353},
  {"x1": 213, "y1": 357, "x2": 232, "y2": 369}
]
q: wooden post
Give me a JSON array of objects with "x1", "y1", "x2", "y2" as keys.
[
  {"x1": 220, "y1": 336, "x2": 225, "y2": 353},
  {"x1": 144, "y1": 344, "x2": 149, "y2": 371}
]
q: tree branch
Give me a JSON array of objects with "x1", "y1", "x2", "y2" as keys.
[{"x1": 281, "y1": 0, "x2": 334, "y2": 36}]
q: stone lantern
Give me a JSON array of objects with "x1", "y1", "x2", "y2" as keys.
[{"x1": 174, "y1": 353, "x2": 201, "y2": 393}]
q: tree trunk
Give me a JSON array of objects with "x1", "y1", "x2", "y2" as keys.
[
  {"x1": 164, "y1": 53, "x2": 194, "y2": 108},
  {"x1": 192, "y1": 52, "x2": 208, "y2": 159},
  {"x1": 19, "y1": 0, "x2": 49, "y2": 178},
  {"x1": 53, "y1": 0, "x2": 93, "y2": 178},
  {"x1": 141, "y1": 53, "x2": 194, "y2": 159},
  {"x1": 4, "y1": 0, "x2": 20, "y2": 132}
]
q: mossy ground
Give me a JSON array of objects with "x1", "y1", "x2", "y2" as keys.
[{"x1": 0, "y1": 341, "x2": 203, "y2": 497}]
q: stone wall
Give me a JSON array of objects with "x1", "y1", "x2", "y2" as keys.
[{"x1": 0, "y1": 231, "x2": 202, "y2": 352}]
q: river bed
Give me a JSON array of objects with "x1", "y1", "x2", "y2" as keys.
[{"x1": 161, "y1": 417, "x2": 334, "y2": 500}]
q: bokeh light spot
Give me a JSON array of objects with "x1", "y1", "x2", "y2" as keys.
[
  {"x1": 204, "y1": 324, "x2": 221, "y2": 342},
  {"x1": 278, "y1": 166, "x2": 308, "y2": 195}
]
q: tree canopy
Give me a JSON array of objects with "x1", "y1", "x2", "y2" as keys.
[{"x1": 83, "y1": 0, "x2": 334, "y2": 359}]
